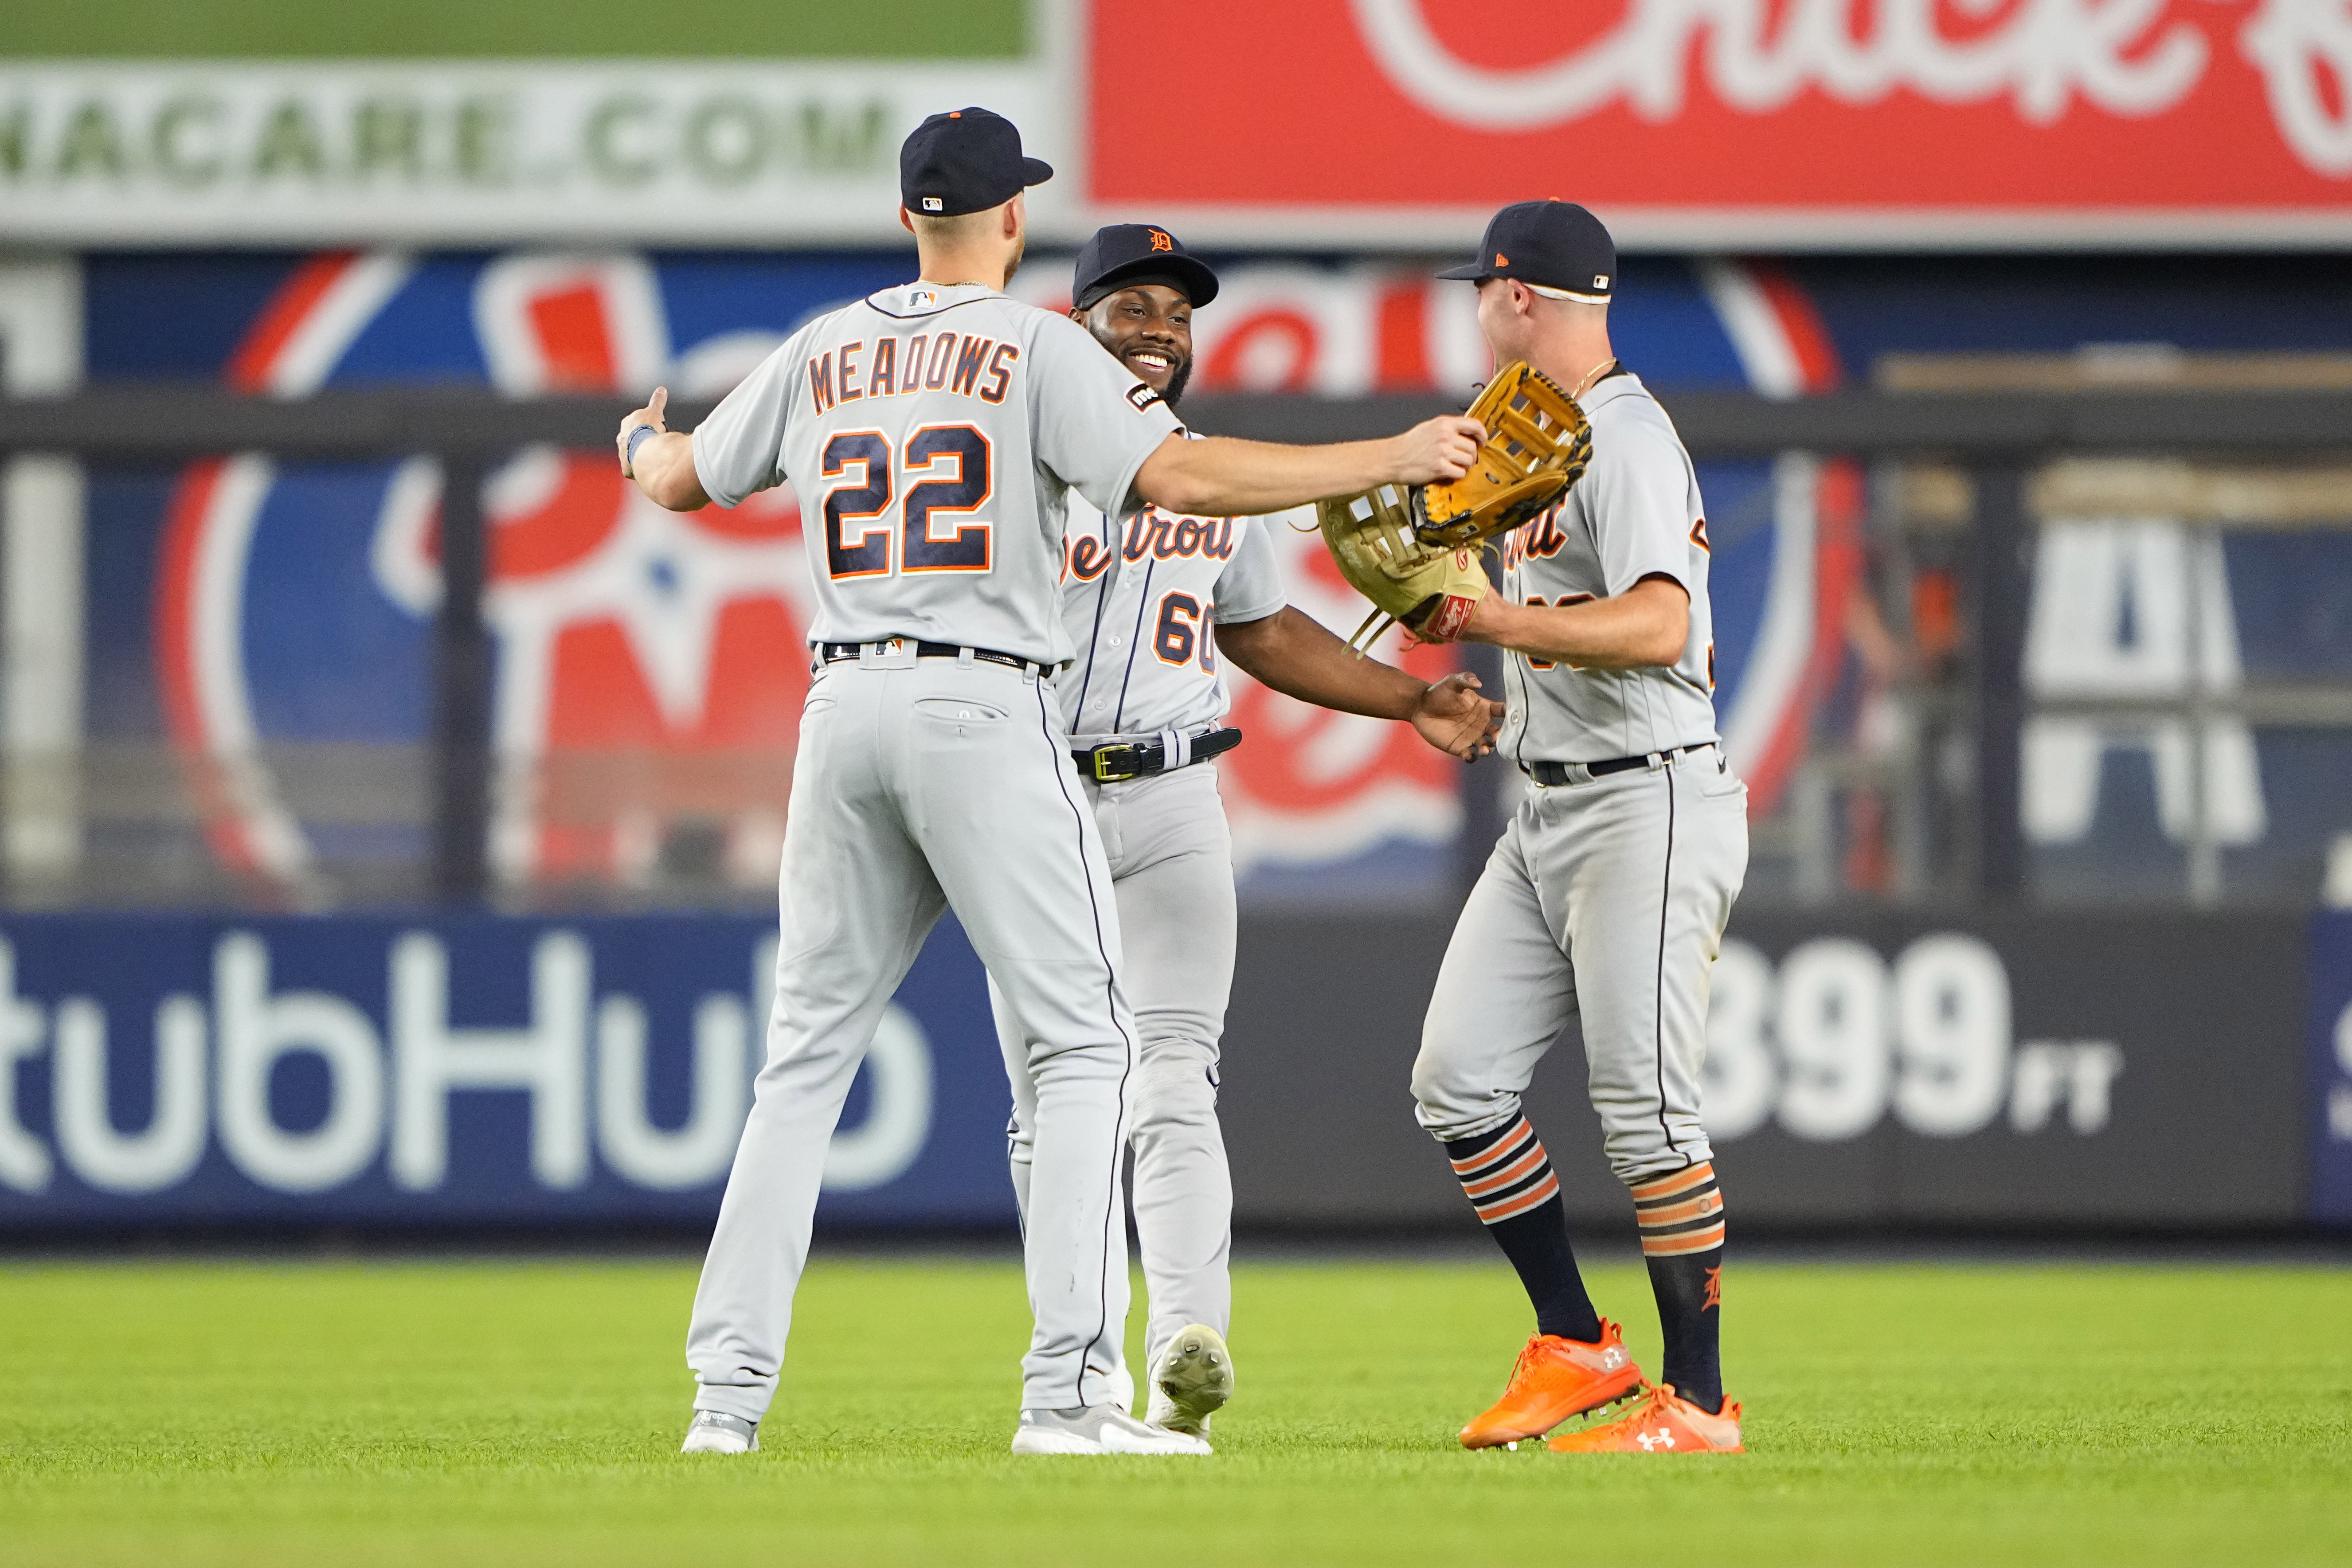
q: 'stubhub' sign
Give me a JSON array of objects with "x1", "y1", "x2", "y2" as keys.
[{"x1": 0, "y1": 914, "x2": 990, "y2": 1223}]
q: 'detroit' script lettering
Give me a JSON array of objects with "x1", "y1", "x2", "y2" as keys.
[{"x1": 1352, "y1": 0, "x2": 2352, "y2": 177}]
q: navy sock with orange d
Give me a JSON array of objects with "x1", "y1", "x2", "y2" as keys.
[{"x1": 1632, "y1": 1161, "x2": 1727, "y2": 1413}]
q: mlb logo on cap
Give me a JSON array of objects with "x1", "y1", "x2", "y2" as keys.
[
  {"x1": 899, "y1": 106, "x2": 1053, "y2": 218},
  {"x1": 1440, "y1": 201, "x2": 1618, "y2": 305}
]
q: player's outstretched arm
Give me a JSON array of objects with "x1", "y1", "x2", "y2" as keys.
[
  {"x1": 1134, "y1": 416, "x2": 1483, "y2": 519},
  {"x1": 618, "y1": 387, "x2": 712, "y2": 512},
  {"x1": 1214, "y1": 607, "x2": 1503, "y2": 762},
  {"x1": 1458, "y1": 575, "x2": 1691, "y2": 669}
]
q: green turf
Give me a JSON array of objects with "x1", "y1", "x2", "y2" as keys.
[
  {"x1": 0, "y1": 0, "x2": 1024, "y2": 59},
  {"x1": 1, "y1": 1255, "x2": 2348, "y2": 1565}
]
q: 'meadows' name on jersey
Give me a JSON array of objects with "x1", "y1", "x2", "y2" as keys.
[{"x1": 807, "y1": 331, "x2": 1020, "y2": 414}]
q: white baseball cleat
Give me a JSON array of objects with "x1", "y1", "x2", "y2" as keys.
[
  {"x1": 1147, "y1": 1323, "x2": 1234, "y2": 1439},
  {"x1": 680, "y1": 1410, "x2": 759, "y2": 1454},
  {"x1": 1010, "y1": 1405, "x2": 1213, "y2": 1455}
]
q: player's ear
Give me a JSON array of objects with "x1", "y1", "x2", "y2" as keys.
[{"x1": 898, "y1": 206, "x2": 915, "y2": 234}]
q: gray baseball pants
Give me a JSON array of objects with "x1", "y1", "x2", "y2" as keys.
[
  {"x1": 687, "y1": 645, "x2": 1137, "y2": 1420},
  {"x1": 1413, "y1": 748, "x2": 1748, "y2": 1182},
  {"x1": 993, "y1": 762, "x2": 1233, "y2": 1382}
]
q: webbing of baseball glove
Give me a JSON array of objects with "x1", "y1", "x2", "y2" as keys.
[
  {"x1": 1415, "y1": 361, "x2": 1594, "y2": 550},
  {"x1": 1317, "y1": 483, "x2": 1490, "y2": 654}
]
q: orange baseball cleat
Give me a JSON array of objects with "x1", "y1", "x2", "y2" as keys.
[
  {"x1": 1546, "y1": 1383, "x2": 1745, "y2": 1453},
  {"x1": 1458, "y1": 1323, "x2": 1645, "y2": 1449}
]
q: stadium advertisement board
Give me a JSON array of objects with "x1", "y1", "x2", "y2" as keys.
[
  {"x1": 2312, "y1": 911, "x2": 2352, "y2": 1224},
  {"x1": 0, "y1": 62, "x2": 1056, "y2": 245},
  {"x1": 11, "y1": 0, "x2": 2352, "y2": 250},
  {"x1": 1086, "y1": 0, "x2": 2352, "y2": 247},
  {"x1": 0, "y1": 906, "x2": 2322, "y2": 1233},
  {"x1": 1217, "y1": 907, "x2": 2314, "y2": 1229},
  {"x1": 0, "y1": 911, "x2": 1013, "y2": 1229}
]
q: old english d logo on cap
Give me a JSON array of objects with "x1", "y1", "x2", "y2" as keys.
[{"x1": 1070, "y1": 223, "x2": 1221, "y2": 310}]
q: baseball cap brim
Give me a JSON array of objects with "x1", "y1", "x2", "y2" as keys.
[
  {"x1": 1434, "y1": 261, "x2": 1491, "y2": 280},
  {"x1": 1077, "y1": 254, "x2": 1221, "y2": 309},
  {"x1": 1021, "y1": 156, "x2": 1054, "y2": 185}
]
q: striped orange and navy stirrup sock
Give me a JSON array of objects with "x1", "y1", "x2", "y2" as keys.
[
  {"x1": 1444, "y1": 1115, "x2": 1602, "y2": 1345},
  {"x1": 1631, "y1": 1161, "x2": 1727, "y2": 1413}
]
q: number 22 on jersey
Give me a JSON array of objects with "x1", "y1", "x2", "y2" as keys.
[{"x1": 820, "y1": 425, "x2": 994, "y2": 579}]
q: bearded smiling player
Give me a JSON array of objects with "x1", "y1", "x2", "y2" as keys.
[{"x1": 991, "y1": 224, "x2": 1504, "y2": 1439}]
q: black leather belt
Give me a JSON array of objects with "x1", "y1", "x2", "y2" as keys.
[
  {"x1": 818, "y1": 639, "x2": 1057, "y2": 679},
  {"x1": 1527, "y1": 743, "x2": 1714, "y2": 787},
  {"x1": 1072, "y1": 727, "x2": 1243, "y2": 784}
]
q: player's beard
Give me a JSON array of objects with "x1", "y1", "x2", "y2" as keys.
[
  {"x1": 1162, "y1": 355, "x2": 1193, "y2": 407},
  {"x1": 1002, "y1": 231, "x2": 1026, "y2": 287}
]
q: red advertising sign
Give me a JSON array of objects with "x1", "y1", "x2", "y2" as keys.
[{"x1": 1085, "y1": 0, "x2": 2352, "y2": 246}]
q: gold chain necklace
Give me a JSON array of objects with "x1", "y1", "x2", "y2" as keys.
[{"x1": 1569, "y1": 356, "x2": 1618, "y2": 400}]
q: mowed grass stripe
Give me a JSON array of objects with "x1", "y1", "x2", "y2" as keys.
[{"x1": 1, "y1": 1257, "x2": 2347, "y2": 1566}]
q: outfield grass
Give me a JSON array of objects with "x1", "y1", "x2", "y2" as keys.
[{"x1": 1, "y1": 1253, "x2": 2348, "y2": 1565}]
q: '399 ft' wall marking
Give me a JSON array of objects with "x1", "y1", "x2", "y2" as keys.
[{"x1": 1702, "y1": 933, "x2": 2124, "y2": 1144}]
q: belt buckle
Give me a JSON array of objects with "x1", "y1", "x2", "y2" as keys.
[{"x1": 1091, "y1": 745, "x2": 1141, "y2": 783}]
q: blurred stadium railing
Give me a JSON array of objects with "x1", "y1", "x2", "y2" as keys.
[{"x1": 6, "y1": 379, "x2": 2350, "y2": 914}]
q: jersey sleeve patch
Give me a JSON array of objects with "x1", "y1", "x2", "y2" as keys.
[{"x1": 1126, "y1": 383, "x2": 1166, "y2": 412}]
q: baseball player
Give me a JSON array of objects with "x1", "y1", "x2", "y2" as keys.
[
  {"x1": 617, "y1": 107, "x2": 1486, "y2": 1458},
  {"x1": 992, "y1": 224, "x2": 1505, "y2": 1439},
  {"x1": 1410, "y1": 202, "x2": 1750, "y2": 1455}
]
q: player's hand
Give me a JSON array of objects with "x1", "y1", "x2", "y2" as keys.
[
  {"x1": 618, "y1": 386, "x2": 669, "y2": 476},
  {"x1": 1386, "y1": 415, "x2": 1485, "y2": 486},
  {"x1": 1411, "y1": 671, "x2": 1504, "y2": 762}
]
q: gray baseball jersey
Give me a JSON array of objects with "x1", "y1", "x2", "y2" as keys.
[
  {"x1": 1057, "y1": 495, "x2": 1288, "y2": 739},
  {"x1": 683, "y1": 280, "x2": 1186, "y2": 1425},
  {"x1": 693, "y1": 280, "x2": 1184, "y2": 661},
  {"x1": 1415, "y1": 364, "x2": 1748, "y2": 1205},
  {"x1": 1497, "y1": 372, "x2": 1719, "y2": 766}
]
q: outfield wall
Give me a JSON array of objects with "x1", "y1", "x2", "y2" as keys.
[
  {"x1": 0, "y1": 907, "x2": 2343, "y2": 1235},
  {"x1": 1224, "y1": 908, "x2": 2321, "y2": 1230}
]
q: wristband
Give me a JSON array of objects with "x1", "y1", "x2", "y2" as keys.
[{"x1": 624, "y1": 423, "x2": 660, "y2": 474}]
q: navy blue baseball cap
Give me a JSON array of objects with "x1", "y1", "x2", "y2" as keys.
[
  {"x1": 1438, "y1": 200, "x2": 1616, "y2": 303},
  {"x1": 1071, "y1": 224, "x2": 1220, "y2": 311},
  {"x1": 900, "y1": 107, "x2": 1053, "y2": 218}
]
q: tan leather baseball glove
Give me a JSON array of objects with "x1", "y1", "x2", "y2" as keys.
[
  {"x1": 1316, "y1": 484, "x2": 1492, "y2": 653},
  {"x1": 1318, "y1": 361, "x2": 1594, "y2": 651},
  {"x1": 1417, "y1": 361, "x2": 1593, "y2": 547}
]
